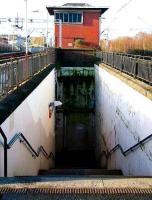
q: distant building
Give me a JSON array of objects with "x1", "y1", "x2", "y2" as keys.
[
  {"x1": 47, "y1": 3, "x2": 108, "y2": 48},
  {"x1": 0, "y1": 36, "x2": 8, "y2": 44},
  {"x1": 30, "y1": 37, "x2": 46, "y2": 47}
]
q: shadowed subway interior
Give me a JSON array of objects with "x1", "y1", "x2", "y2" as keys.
[{"x1": 55, "y1": 66, "x2": 96, "y2": 168}]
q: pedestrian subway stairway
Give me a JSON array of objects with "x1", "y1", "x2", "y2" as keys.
[{"x1": 0, "y1": 52, "x2": 152, "y2": 199}]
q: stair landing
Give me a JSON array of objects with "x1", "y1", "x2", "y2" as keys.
[{"x1": 39, "y1": 168, "x2": 123, "y2": 175}]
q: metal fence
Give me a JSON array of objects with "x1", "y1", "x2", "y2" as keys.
[
  {"x1": 96, "y1": 52, "x2": 152, "y2": 85},
  {"x1": 0, "y1": 49, "x2": 55, "y2": 98}
]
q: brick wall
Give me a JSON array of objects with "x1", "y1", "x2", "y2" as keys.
[{"x1": 55, "y1": 11, "x2": 100, "y2": 48}]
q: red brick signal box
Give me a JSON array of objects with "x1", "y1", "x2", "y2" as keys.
[{"x1": 47, "y1": 3, "x2": 108, "y2": 48}]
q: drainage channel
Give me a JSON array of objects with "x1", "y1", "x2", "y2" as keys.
[{"x1": 0, "y1": 187, "x2": 152, "y2": 195}]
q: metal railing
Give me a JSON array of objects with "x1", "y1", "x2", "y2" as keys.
[
  {"x1": 0, "y1": 127, "x2": 55, "y2": 177},
  {"x1": 101, "y1": 133, "x2": 152, "y2": 159},
  {"x1": 0, "y1": 49, "x2": 55, "y2": 99},
  {"x1": 0, "y1": 52, "x2": 26, "y2": 64},
  {"x1": 0, "y1": 127, "x2": 7, "y2": 177},
  {"x1": 96, "y1": 52, "x2": 152, "y2": 85}
]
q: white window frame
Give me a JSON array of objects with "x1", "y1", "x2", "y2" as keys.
[{"x1": 55, "y1": 11, "x2": 83, "y2": 24}]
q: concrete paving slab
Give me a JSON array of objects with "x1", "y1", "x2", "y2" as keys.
[
  {"x1": 102, "y1": 177, "x2": 152, "y2": 188},
  {"x1": 0, "y1": 176, "x2": 152, "y2": 189}
]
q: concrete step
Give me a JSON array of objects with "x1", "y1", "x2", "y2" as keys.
[
  {"x1": 55, "y1": 150, "x2": 97, "y2": 168},
  {"x1": 39, "y1": 168, "x2": 123, "y2": 175}
]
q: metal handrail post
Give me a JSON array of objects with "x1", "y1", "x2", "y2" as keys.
[{"x1": 0, "y1": 127, "x2": 7, "y2": 177}]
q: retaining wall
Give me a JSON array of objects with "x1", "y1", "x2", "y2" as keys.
[
  {"x1": 95, "y1": 64, "x2": 152, "y2": 176},
  {"x1": 0, "y1": 70, "x2": 55, "y2": 177}
]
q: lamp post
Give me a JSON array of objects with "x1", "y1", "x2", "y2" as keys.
[
  {"x1": 41, "y1": 32, "x2": 45, "y2": 51},
  {"x1": 99, "y1": 17, "x2": 106, "y2": 44},
  {"x1": 46, "y1": 11, "x2": 49, "y2": 48},
  {"x1": 25, "y1": 0, "x2": 28, "y2": 55},
  {"x1": 100, "y1": 30, "x2": 108, "y2": 51},
  {"x1": 59, "y1": 19, "x2": 62, "y2": 48},
  {"x1": 55, "y1": 19, "x2": 62, "y2": 48}
]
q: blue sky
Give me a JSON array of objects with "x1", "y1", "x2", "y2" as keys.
[{"x1": 0, "y1": 0, "x2": 151, "y2": 39}]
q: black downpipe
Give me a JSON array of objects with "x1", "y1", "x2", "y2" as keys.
[{"x1": 0, "y1": 127, "x2": 7, "y2": 177}]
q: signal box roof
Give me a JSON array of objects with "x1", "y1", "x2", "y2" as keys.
[{"x1": 47, "y1": 3, "x2": 109, "y2": 15}]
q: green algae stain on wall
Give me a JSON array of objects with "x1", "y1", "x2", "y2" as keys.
[
  {"x1": 58, "y1": 67, "x2": 95, "y2": 77},
  {"x1": 57, "y1": 67, "x2": 95, "y2": 110}
]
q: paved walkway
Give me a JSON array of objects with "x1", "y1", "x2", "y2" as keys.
[{"x1": 0, "y1": 175, "x2": 152, "y2": 189}]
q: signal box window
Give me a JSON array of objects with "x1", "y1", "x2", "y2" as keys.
[{"x1": 55, "y1": 12, "x2": 83, "y2": 24}]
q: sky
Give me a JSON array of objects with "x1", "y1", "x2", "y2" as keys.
[{"x1": 0, "y1": 0, "x2": 151, "y2": 39}]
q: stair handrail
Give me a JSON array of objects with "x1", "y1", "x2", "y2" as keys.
[
  {"x1": 0, "y1": 132, "x2": 55, "y2": 160},
  {"x1": 0, "y1": 127, "x2": 8, "y2": 177},
  {"x1": 0, "y1": 129, "x2": 55, "y2": 177},
  {"x1": 0, "y1": 139, "x2": 4, "y2": 146},
  {"x1": 37, "y1": 146, "x2": 55, "y2": 160},
  {"x1": 101, "y1": 133, "x2": 152, "y2": 158}
]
